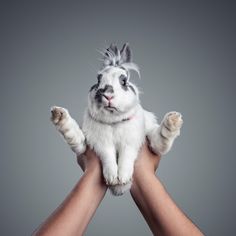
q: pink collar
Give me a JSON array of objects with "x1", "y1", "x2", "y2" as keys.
[
  {"x1": 121, "y1": 115, "x2": 134, "y2": 122},
  {"x1": 88, "y1": 112, "x2": 135, "y2": 125}
]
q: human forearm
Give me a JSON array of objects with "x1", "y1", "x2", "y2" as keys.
[
  {"x1": 131, "y1": 172, "x2": 203, "y2": 236},
  {"x1": 34, "y1": 170, "x2": 107, "y2": 236}
]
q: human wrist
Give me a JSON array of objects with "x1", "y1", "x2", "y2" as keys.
[
  {"x1": 132, "y1": 167, "x2": 156, "y2": 190},
  {"x1": 83, "y1": 167, "x2": 106, "y2": 187}
]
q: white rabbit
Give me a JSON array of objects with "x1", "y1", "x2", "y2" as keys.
[{"x1": 51, "y1": 43, "x2": 183, "y2": 196}]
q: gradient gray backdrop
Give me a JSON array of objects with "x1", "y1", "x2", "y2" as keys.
[{"x1": 1, "y1": 1, "x2": 235, "y2": 235}]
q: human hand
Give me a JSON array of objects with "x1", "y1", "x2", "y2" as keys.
[
  {"x1": 77, "y1": 147, "x2": 103, "y2": 179},
  {"x1": 133, "y1": 141, "x2": 161, "y2": 181}
]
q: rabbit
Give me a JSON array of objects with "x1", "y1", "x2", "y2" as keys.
[{"x1": 50, "y1": 43, "x2": 183, "y2": 196}]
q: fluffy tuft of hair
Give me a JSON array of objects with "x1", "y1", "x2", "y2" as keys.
[
  {"x1": 100, "y1": 43, "x2": 140, "y2": 77},
  {"x1": 121, "y1": 62, "x2": 140, "y2": 78}
]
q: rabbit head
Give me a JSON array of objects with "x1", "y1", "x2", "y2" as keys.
[{"x1": 88, "y1": 43, "x2": 140, "y2": 123}]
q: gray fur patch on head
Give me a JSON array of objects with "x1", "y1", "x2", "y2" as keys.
[{"x1": 101, "y1": 43, "x2": 140, "y2": 77}]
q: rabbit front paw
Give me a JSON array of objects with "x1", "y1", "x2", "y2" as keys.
[
  {"x1": 164, "y1": 111, "x2": 183, "y2": 132},
  {"x1": 51, "y1": 106, "x2": 69, "y2": 127}
]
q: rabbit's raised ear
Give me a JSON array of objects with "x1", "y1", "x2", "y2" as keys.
[
  {"x1": 120, "y1": 43, "x2": 131, "y2": 63},
  {"x1": 102, "y1": 43, "x2": 119, "y2": 67},
  {"x1": 105, "y1": 43, "x2": 119, "y2": 58},
  {"x1": 101, "y1": 43, "x2": 134, "y2": 69},
  {"x1": 109, "y1": 43, "x2": 119, "y2": 56}
]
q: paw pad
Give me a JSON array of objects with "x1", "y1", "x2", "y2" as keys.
[
  {"x1": 165, "y1": 112, "x2": 183, "y2": 131},
  {"x1": 50, "y1": 106, "x2": 68, "y2": 125}
]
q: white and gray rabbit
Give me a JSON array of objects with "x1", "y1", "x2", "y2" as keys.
[{"x1": 51, "y1": 43, "x2": 183, "y2": 196}]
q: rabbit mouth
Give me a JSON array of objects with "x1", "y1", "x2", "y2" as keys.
[{"x1": 104, "y1": 105, "x2": 118, "y2": 112}]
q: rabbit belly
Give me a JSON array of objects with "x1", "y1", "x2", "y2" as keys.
[{"x1": 82, "y1": 108, "x2": 146, "y2": 194}]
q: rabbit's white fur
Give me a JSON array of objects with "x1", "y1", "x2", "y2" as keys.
[{"x1": 51, "y1": 43, "x2": 183, "y2": 195}]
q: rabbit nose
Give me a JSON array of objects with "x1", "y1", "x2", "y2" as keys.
[{"x1": 103, "y1": 94, "x2": 114, "y2": 101}]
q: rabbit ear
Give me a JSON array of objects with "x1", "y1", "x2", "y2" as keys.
[
  {"x1": 103, "y1": 43, "x2": 119, "y2": 67},
  {"x1": 105, "y1": 43, "x2": 118, "y2": 57},
  {"x1": 120, "y1": 43, "x2": 131, "y2": 63},
  {"x1": 109, "y1": 43, "x2": 119, "y2": 56},
  {"x1": 101, "y1": 43, "x2": 133, "y2": 68}
]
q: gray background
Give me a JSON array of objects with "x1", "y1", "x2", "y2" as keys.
[{"x1": 0, "y1": 0, "x2": 235, "y2": 235}]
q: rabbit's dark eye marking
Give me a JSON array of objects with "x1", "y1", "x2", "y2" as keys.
[
  {"x1": 90, "y1": 84, "x2": 99, "y2": 92},
  {"x1": 119, "y1": 74, "x2": 128, "y2": 90},
  {"x1": 122, "y1": 79, "x2": 127, "y2": 86},
  {"x1": 97, "y1": 74, "x2": 102, "y2": 84},
  {"x1": 128, "y1": 85, "x2": 136, "y2": 94}
]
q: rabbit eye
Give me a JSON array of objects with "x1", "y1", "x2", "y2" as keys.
[
  {"x1": 122, "y1": 78, "x2": 127, "y2": 86},
  {"x1": 119, "y1": 74, "x2": 128, "y2": 87}
]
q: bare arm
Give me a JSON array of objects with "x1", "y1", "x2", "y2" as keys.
[
  {"x1": 130, "y1": 144, "x2": 204, "y2": 236},
  {"x1": 33, "y1": 149, "x2": 107, "y2": 236}
]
